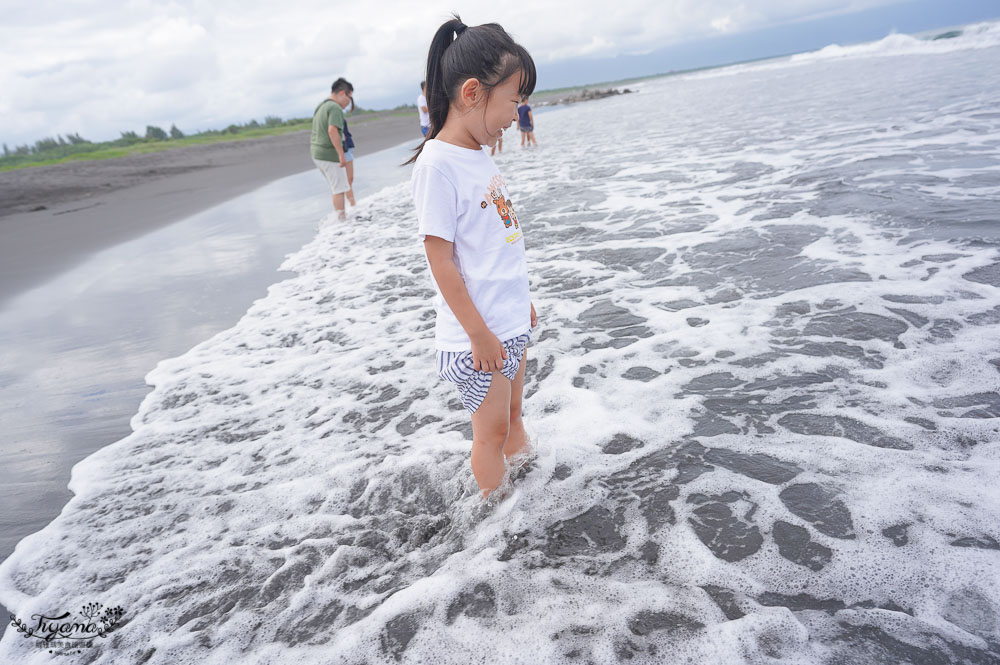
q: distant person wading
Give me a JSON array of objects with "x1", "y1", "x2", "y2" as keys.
[{"x1": 310, "y1": 78, "x2": 354, "y2": 221}]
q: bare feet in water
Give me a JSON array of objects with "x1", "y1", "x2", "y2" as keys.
[{"x1": 481, "y1": 439, "x2": 537, "y2": 502}]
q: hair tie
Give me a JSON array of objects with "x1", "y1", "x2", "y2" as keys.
[{"x1": 455, "y1": 23, "x2": 467, "y2": 36}]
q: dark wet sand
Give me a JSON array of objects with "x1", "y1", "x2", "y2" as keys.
[{"x1": 0, "y1": 112, "x2": 420, "y2": 305}]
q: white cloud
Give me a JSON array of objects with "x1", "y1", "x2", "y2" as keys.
[
  {"x1": 0, "y1": 0, "x2": 904, "y2": 146},
  {"x1": 711, "y1": 15, "x2": 736, "y2": 33}
]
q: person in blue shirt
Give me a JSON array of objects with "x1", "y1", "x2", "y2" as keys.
[{"x1": 518, "y1": 96, "x2": 537, "y2": 147}]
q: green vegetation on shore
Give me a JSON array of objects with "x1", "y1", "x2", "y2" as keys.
[{"x1": 0, "y1": 106, "x2": 416, "y2": 173}]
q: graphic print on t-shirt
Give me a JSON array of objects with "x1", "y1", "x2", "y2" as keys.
[{"x1": 484, "y1": 175, "x2": 522, "y2": 245}]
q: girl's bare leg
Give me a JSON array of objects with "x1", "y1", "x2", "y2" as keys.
[
  {"x1": 520, "y1": 131, "x2": 526, "y2": 147},
  {"x1": 469, "y1": 373, "x2": 512, "y2": 497},
  {"x1": 346, "y1": 161, "x2": 355, "y2": 206},
  {"x1": 503, "y1": 349, "x2": 529, "y2": 460}
]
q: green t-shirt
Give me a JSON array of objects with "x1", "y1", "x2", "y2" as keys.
[{"x1": 310, "y1": 99, "x2": 345, "y2": 162}]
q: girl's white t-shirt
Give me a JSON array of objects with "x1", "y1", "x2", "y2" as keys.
[{"x1": 411, "y1": 139, "x2": 531, "y2": 351}]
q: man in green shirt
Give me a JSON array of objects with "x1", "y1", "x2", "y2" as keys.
[{"x1": 311, "y1": 78, "x2": 354, "y2": 221}]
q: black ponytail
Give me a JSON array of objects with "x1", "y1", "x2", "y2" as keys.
[{"x1": 404, "y1": 15, "x2": 536, "y2": 165}]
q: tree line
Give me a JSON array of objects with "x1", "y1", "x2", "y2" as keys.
[
  {"x1": 1, "y1": 115, "x2": 311, "y2": 166},
  {"x1": 1, "y1": 103, "x2": 418, "y2": 169}
]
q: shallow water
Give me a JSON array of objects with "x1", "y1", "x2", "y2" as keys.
[
  {"x1": 2, "y1": 23, "x2": 1000, "y2": 665},
  {"x1": 0, "y1": 143, "x2": 415, "y2": 636}
]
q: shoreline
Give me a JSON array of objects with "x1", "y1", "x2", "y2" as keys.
[
  {"x1": 0, "y1": 81, "x2": 646, "y2": 306},
  {"x1": 0, "y1": 112, "x2": 420, "y2": 306}
]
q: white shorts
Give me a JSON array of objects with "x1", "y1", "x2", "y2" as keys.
[{"x1": 313, "y1": 157, "x2": 350, "y2": 195}]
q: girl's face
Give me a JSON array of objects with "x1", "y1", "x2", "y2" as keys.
[{"x1": 463, "y1": 73, "x2": 522, "y2": 148}]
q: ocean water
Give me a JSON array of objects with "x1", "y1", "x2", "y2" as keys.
[{"x1": 2, "y1": 21, "x2": 1000, "y2": 665}]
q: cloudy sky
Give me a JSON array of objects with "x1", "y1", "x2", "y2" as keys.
[{"x1": 1, "y1": 0, "x2": 996, "y2": 147}]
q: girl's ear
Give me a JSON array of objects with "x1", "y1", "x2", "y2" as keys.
[{"x1": 458, "y1": 78, "x2": 482, "y2": 108}]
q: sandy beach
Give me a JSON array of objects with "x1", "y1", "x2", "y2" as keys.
[{"x1": 0, "y1": 112, "x2": 419, "y2": 304}]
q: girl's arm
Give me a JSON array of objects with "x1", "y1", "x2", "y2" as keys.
[
  {"x1": 528, "y1": 110, "x2": 533, "y2": 124},
  {"x1": 424, "y1": 235, "x2": 508, "y2": 372}
]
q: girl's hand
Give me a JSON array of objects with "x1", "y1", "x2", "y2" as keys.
[
  {"x1": 530, "y1": 302, "x2": 538, "y2": 328},
  {"x1": 471, "y1": 330, "x2": 507, "y2": 372}
]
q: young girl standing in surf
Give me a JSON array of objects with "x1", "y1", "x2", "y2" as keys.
[{"x1": 408, "y1": 17, "x2": 538, "y2": 499}]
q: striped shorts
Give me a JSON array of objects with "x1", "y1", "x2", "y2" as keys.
[{"x1": 436, "y1": 330, "x2": 532, "y2": 414}]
